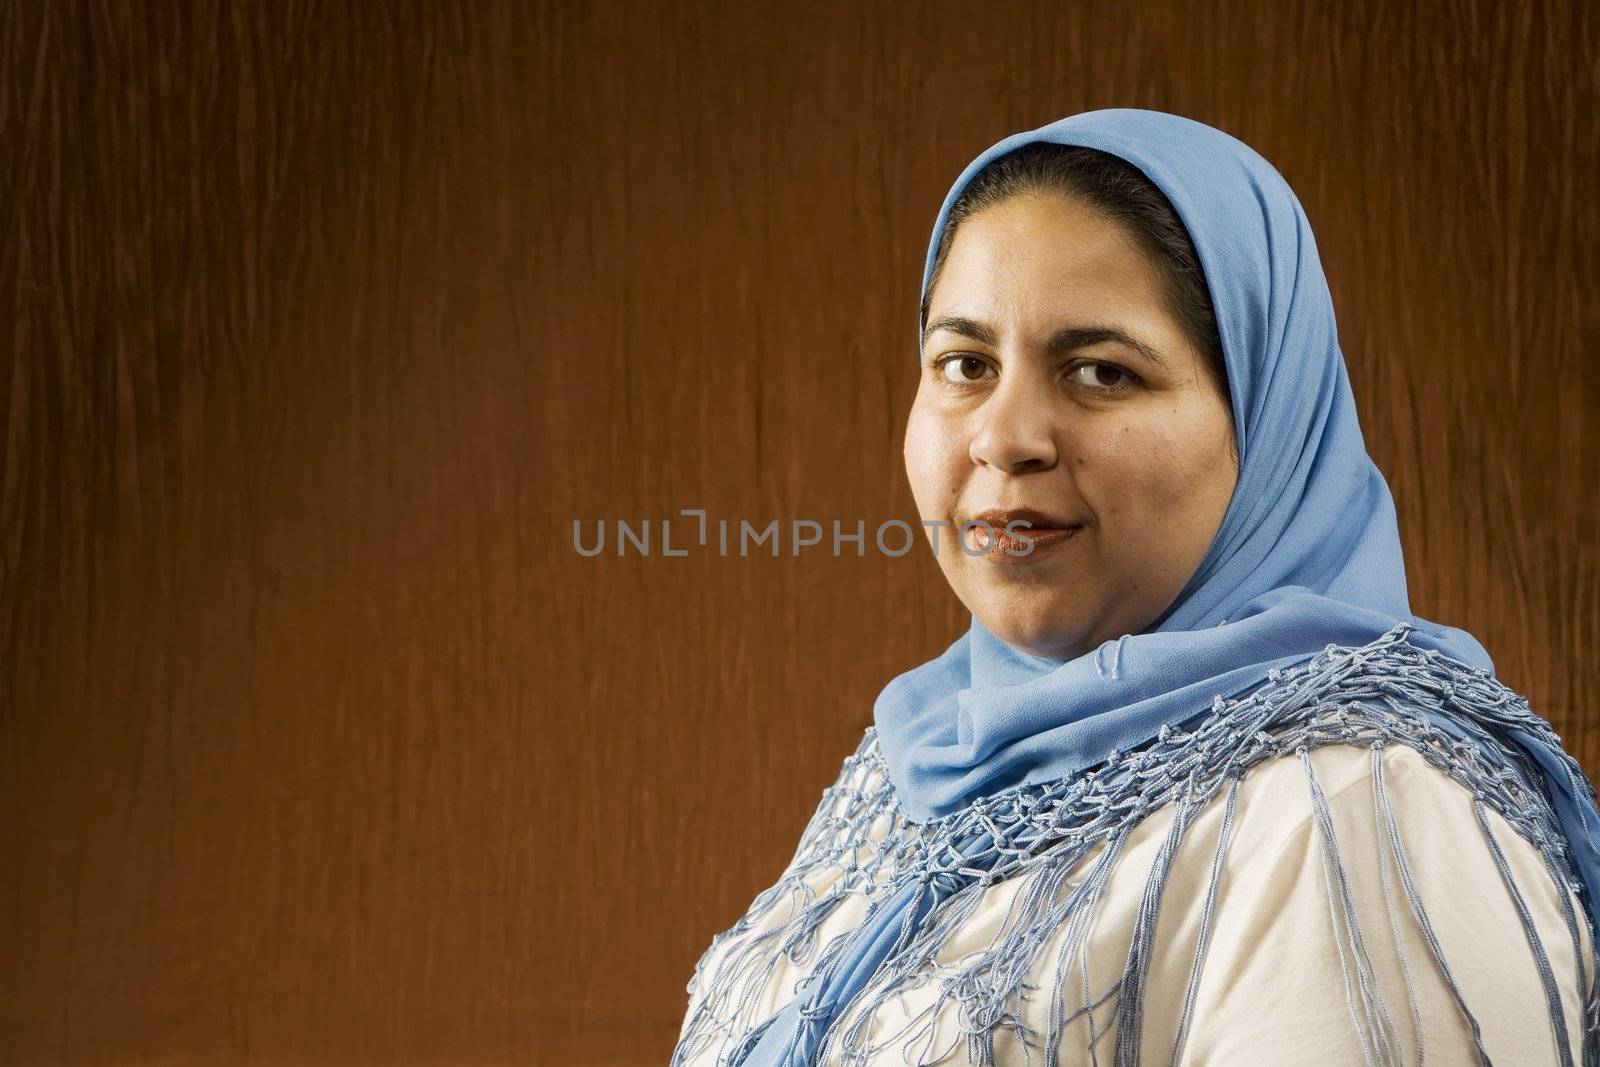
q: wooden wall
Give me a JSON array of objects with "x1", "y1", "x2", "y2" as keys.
[{"x1": 2, "y1": 1, "x2": 1595, "y2": 1062}]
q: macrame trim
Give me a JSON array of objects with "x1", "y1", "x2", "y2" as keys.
[{"x1": 672, "y1": 624, "x2": 1600, "y2": 1066}]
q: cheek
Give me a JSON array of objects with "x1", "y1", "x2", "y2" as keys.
[
  {"x1": 903, "y1": 404, "x2": 965, "y2": 515},
  {"x1": 1076, "y1": 408, "x2": 1231, "y2": 523}
]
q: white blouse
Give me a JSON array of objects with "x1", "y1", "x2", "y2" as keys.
[{"x1": 676, "y1": 740, "x2": 1593, "y2": 1065}]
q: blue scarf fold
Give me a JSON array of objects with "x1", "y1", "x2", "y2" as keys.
[{"x1": 725, "y1": 108, "x2": 1600, "y2": 1065}]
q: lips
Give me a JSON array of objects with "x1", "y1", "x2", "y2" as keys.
[
  {"x1": 966, "y1": 507, "x2": 1081, "y2": 534},
  {"x1": 959, "y1": 507, "x2": 1084, "y2": 562}
]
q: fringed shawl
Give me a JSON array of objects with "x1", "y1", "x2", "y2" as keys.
[{"x1": 672, "y1": 626, "x2": 1600, "y2": 1065}]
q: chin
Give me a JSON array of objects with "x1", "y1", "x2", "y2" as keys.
[{"x1": 981, "y1": 610, "x2": 1090, "y2": 662}]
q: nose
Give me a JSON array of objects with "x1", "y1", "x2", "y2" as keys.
[{"x1": 968, "y1": 375, "x2": 1059, "y2": 474}]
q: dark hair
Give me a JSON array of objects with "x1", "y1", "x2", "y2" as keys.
[{"x1": 922, "y1": 143, "x2": 1232, "y2": 414}]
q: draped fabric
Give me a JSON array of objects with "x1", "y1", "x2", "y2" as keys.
[
  {"x1": 877, "y1": 107, "x2": 1497, "y2": 821},
  {"x1": 671, "y1": 109, "x2": 1600, "y2": 1064},
  {"x1": 673, "y1": 631, "x2": 1600, "y2": 1065}
]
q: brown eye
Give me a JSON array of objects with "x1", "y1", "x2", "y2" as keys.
[
  {"x1": 1067, "y1": 361, "x2": 1137, "y2": 392},
  {"x1": 937, "y1": 356, "x2": 995, "y2": 384}
]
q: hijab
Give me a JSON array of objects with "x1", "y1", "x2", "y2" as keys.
[{"x1": 875, "y1": 107, "x2": 1504, "y2": 821}]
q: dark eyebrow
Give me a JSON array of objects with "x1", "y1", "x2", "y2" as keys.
[{"x1": 922, "y1": 314, "x2": 1169, "y2": 369}]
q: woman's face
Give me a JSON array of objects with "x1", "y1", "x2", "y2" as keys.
[{"x1": 905, "y1": 191, "x2": 1239, "y2": 661}]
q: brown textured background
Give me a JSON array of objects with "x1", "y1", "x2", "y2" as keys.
[{"x1": 2, "y1": 1, "x2": 1596, "y2": 1063}]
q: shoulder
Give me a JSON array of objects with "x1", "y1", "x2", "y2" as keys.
[
  {"x1": 1175, "y1": 740, "x2": 1594, "y2": 1064},
  {"x1": 816, "y1": 740, "x2": 1594, "y2": 1065},
  {"x1": 1221, "y1": 740, "x2": 1473, "y2": 858}
]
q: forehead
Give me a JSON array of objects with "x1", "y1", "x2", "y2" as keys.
[{"x1": 927, "y1": 193, "x2": 1167, "y2": 317}]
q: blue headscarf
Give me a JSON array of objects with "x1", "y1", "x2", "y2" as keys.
[
  {"x1": 875, "y1": 107, "x2": 1497, "y2": 820},
  {"x1": 731, "y1": 107, "x2": 1600, "y2": 1067}
]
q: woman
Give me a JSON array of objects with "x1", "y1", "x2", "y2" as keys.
[{"x1": 671, "y1": 109, "x2": 1600, "y2": 1065}]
